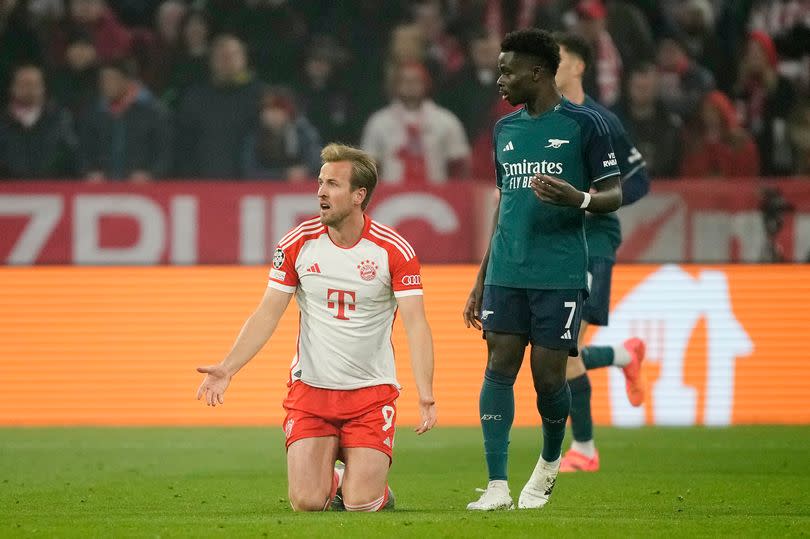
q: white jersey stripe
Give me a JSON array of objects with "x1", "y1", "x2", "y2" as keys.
[
  {"x1": 372, "y1": 222, "x2": 416, "y2": 258},
  {"x1": 370, "y1": 223, "x2": 415, "y2": 259},
  {"x1": 279, "y1": 221, "x2": 322, "y2": 248},
  {"x1": 278, "y1": 217, "x2": 320, "y2": 245},
  {"x1": 369, "y1": 228, "x2": 410, "y2": 260},
  {"x1": 278, "y1": 218, "x2": 321, "y2": 246},
  {"x1": 279, "y1": 225, "x2": 324, "y2": 250}
]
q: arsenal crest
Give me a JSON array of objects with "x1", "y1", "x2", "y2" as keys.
[{"x1": 357, "y1": 259, "x2": 378, "y2": 281}]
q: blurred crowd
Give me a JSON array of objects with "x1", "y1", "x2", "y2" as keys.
[{"x1": 1, "y1": 0, "x2": 809, "y2": 184}]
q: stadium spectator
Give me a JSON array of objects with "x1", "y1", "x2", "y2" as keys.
[
  {"x1": 175, "y1": 34, "x2": 262, "y2": 178},
  {"x1": 0, "y1": 0, "x2": 44, "y2": 106},
  {"x1": 49, "y1": 30, "x2": 98, "y2": 119},
  {"x1": 48, "y1": 0, "x2": 133, "y2": 65},
  {"x1": 656, "y1": 34, "x2": 715, "y2": 119},
  {"x1": 789, "y1": 97, "x2": 810, "y2": 174},
  {"x1": 293, "y1": 38, "x2": 357, "y2": 145},
  {"x1": 679, "y1": 90, "x2": 760, "y2": 178},
  {"x1": 439, "y1": 29, "x2": 517, "y2": 181},
  {"x1": 605, "y1": 0, "x2": 656, "y2": 72},
  {"x1": 241, "y1": 86, "x2": 322, "y2": 181},
  {"x1": 411, "y1": 0, "x2": 465, "y2": 85},
  {"x1": 0, "y1": 64, "x2": 77, "y2": 179},
  {"x1": 734, "y1": 31, "x2": 796, "y2": 176},
  {"x1": 575, "y1": 0, "x2": 624, "y2": 107},
  {"x1": 78, "y1": 59, "x2": 171, "y2": 182},
  {"x1": 450, "y1": 0, "x2": 563, "y2": 37},
  {"x1": 384, "y1": 24, "x2": 432, "y2": 96},
  {"x1": 613, "y1": 62, "x2": 682, "y2": 178},
  {"x1": 673, "y1": 0, "x2": 728, "y2": 91},
  {"x1": 139, "y1": 0, "x2": 187, "y2": 93},
  {"x1": 221, "y1": 0, "x2": 307, "y2": 85},
  {"x1": 361, "y1": 61, "x2": 470, "y2": 184},
  {"x1": 162, "y1": 8, "x2": 211, "y2": 107}
]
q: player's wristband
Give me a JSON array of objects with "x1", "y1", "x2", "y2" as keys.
[{"x1": 579, "y1": 191, "x2": 592, "y2": 209}]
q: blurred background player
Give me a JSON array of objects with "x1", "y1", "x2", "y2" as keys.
[
  {"x1": 463, "y1": 28, "x2": 622, "y2": 511},
  {"x1": 196, "y1": 143, "x2": 437, "y2": 512},
  {"x1": 553, "y1": 32, "x2": 650, "y2": 473}
]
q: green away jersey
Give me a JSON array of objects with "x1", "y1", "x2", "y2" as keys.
[
  {"x1": 582, "y1": 95, "x2": 648, "y2": 260},
  {"x1": 485, "y1": 97, "x2": 620, "y2": 290}
]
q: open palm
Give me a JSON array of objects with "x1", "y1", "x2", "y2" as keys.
[{"x1": 196, "y1": 365, "x2": 232, "y2": 407}]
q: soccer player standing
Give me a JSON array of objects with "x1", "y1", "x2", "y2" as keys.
[
  {"x1": 196, "y1": 143, "x2": 437, "y2": 512},
  {"x1": 463, "y1": 29, "x2": 621, "y2": 510},
  {"x1": 554, "y1": 32, "x2": 650, "y2": 473}
]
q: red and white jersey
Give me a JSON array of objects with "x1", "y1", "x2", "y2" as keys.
[{"x1": 267, "y1": 215, "x2": 423, "y2": 390}]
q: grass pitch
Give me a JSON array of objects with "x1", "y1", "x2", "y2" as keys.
[{"x1": 1, "y1": 426, "x2": 808, "y2": 538}]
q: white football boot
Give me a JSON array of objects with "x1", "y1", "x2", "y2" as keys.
[
  {"x1": 466, "y1": 480, "x2": 514, "y2": 511},
  {"x1": 518, "y1": 457, "x2": 560, "y2": 509}
]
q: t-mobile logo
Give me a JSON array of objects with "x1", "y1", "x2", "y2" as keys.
[{"x1": 327, "y1": 289, "x2": 356, "y2": 320}]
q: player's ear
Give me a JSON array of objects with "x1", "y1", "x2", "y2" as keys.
[
  {"x1": 532, "y1": 64, "x2": 544, "y2": 81},
  {"x1": 353, "y1": 187, "x2": 367, "y2": 207}
]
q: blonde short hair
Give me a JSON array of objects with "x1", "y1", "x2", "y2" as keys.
[{"x1": 320, "y1": 143, "x2": 378, "y2": 210}]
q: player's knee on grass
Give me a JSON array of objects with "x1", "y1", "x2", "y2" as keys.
[
  {"x1": 342, "y1": 487, "x2": 388, "y2": 512},
  {"x1": 289, "y1": 486, "x2": 332, "y2": 512},
  {"x1": 530, "y1": 346, "x2": 568, "y2": 394},
  {"x1": 485, "y1": 332, "x2": 528, "y2": 378}
]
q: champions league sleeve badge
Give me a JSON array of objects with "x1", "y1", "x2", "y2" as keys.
[{"x1": 273, "y1": 248, "x2": 285, "y2": 269}]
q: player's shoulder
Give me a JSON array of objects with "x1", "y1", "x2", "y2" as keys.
[
  {"x1": 494, "y1": 107, "x2": 524, "y2": 130},
  {"x1": 365, "y1": 218, "x2": 418, "y2": 262},
  {"x1": 559, "y1": 98, "x2": 610, "y2": 136},
  {"x1": 277, "y1": 216, "x2": 327, "y2": 251},
  {"x1": 582, "y1": 95, "x2": 626, "y2": 135}
]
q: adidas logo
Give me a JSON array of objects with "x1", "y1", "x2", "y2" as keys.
[
  {"x1": 383, "y1": 437, "x2": 391, "y2": 448},
  {"x1": 306, "y1": 263, "x2": 321, "y2": 274},
  {"x1": 560, "y1": 330, "x2": 572, "y2": 339},
  {"x1": 503, "y1": 141, "x2": 514, "y2": 152}
]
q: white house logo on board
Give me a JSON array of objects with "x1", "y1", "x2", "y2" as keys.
[{"x1": 590, "y1": 265, "x2": 753, "y2": 426}]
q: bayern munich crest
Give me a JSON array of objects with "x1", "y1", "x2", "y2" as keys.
[{"x1": 357, "y1": 259, "x2": 378, "y2": 281}]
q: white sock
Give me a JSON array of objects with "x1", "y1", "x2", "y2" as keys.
[
  {"x1": 571, "y1": 440, "x2": 596, "y2": 458},
  {"x1": 612, "y1": 345, "x2": 631, "y2": 367},
  {"x1": 488, "y1": 479, "x2": 509, "y2": 491}
]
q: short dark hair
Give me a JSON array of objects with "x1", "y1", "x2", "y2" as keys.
[
  {"x1": 501, "y1": 28, "x2": 560, "y2": 74},
  {"x1": 554, "y1": 32, "x2": 593, "y2": 71}
]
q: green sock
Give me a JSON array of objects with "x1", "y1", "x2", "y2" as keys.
[
  {"x1": 582, "y1": 346, "x2": 614, "y2": 369},
  {"x1": 537, "y1": 383, "x2": 571, "y2": 462},
  {"x1": 479, "y1": 368, "x2": 516, "y2": 481},
  {"x1": 568, "y1": 373, "x2": 593, "y2": 442}
]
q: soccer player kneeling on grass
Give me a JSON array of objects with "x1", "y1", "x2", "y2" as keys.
[
  {"x1": 196, "y1": 143, "x2": 437, "y2": 512},
  {"x1": 463, "y1": 29, "x2": 622, "y2": 510}
]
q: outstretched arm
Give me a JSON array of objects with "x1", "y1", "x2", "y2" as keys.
[
  {"x1": 196, "y1": 287, "x2": 293, "y2": 406},
  {"x1": 397, "y1": 294, "x2": 437, "y2": 434}
]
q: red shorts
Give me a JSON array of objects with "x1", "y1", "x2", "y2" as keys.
[{"x1": 282, "y1": 382, "x2": 399, "y2": 460}]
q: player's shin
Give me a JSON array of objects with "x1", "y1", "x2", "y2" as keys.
[
  {"x1": 479, "y1": 368, "x2": 516, "y2": 481},
  {"x1": 567, "y1": 373, "x2": 596, "y2": 458},
  {"x1": 582, "y1": 345, "x2": 630, "y2": 369},
  {"x1": 537, "y1": 383, "x2": 571, "y2": 462}
]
